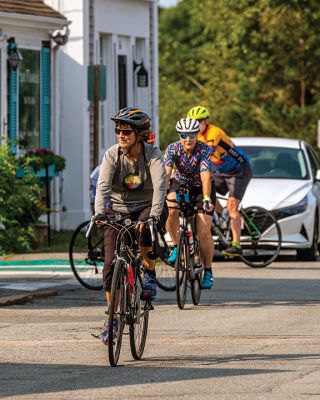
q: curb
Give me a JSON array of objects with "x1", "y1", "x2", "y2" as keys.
[{"x1": 0, "y1": 290, "x2": 58, "y2": 307}]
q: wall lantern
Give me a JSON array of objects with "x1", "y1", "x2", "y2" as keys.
[
  {"x1": 51, "y1": 27, "x2": 69, "y2": 46},
  {"x1": 7, "y1": 37, "x2": 23, "y2": 69},
  {"x1": 133, "y1": 60, "x2": 149, "y2": 87}
]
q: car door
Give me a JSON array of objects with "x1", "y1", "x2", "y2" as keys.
[{"x1": 305, "y1": 144, "x2": 320, "y2": 237}]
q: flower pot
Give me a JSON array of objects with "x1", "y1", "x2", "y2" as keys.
[
  {"x1": 31, "y1": 223, "x2": 49, "y2": 249},
  {"x1": 37, "y1": 164, "x2": 59, "y2": 178}
]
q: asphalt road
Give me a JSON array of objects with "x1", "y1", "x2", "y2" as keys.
[{"x1": 1, "y1": 259, "x2": 320, "y2": 400}]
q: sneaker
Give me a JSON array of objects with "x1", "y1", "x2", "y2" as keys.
[
  {"x1": 140, "y1": 271, "x2": 157, "y2": 301},
  {"x1": 201, "y1": 270, "x2": 214, "y2": 289},
  {"x1": 221, "y1": 244, "x2": 242, "y2": 257},
  {"x1": 97, "y1": 320, "x2": 118, "y2": 345},
  {"x1": 166, "y1": 247, "x2": 177, "y2": 264}
]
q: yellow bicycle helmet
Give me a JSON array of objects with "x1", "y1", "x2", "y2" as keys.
[{"x1": 187, "y1": 106, "x2": 210, "y2": 120}]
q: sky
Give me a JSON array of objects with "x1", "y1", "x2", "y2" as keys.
[{"x1": 158, "y1": 0, "x2": 179, "y2": 8}]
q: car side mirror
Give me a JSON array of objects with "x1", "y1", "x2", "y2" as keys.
[{"x1": 316, "y1": 169, "x2": 320, "y2": 181}]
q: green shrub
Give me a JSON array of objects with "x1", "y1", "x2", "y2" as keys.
[{"x1": 0, "y1": 146, "x2": 42, "y2": 254}]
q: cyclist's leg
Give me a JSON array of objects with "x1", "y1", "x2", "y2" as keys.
[
  {"x1": 165, "y1": 179, "x2": 180, "y2": 262},
  {"x1": 194, "y1": 189, "x2": 215, "y2": 289},
  {"x1": 223, "y1": 163, "x2": 253, "y2": 255},
  {"x1": 135, "y1": 208, "x2": 157, "y2": 300},
  {"x1": 96, "y1": 209, "x2": 119, "y2": 343},
  {"x1": 196, "y1": 212, "x2": 214, "y2": 266},
  {"x1": 102, "y1": 209, "x2": 120, "y2": 303}
]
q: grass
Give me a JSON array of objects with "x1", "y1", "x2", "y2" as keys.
[{"x1": 35, "y1": 229, "x2": 74, "y2": 253}]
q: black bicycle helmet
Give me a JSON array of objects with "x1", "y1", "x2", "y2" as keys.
[{"x1": 111, "y1": 107, "x2": 151, "y2": 131}]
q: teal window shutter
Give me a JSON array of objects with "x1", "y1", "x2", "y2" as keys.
[
  {"x1": 41, "y1": 47, "x2": 51, "y2": 149},
  {"x1": 9, "y1": 67, "x2": 18, "y2": 154}
]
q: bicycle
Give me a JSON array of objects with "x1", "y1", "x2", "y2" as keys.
[
  {"x1": 87, "y1": 214, "x2": 157, "y2": 366},
  {"x1": 154, "y1": 227, "x2": 176, "y2": 292},
  {"x1": 168, "y1": 186, "x2": 206, "y2": 310},
  {"x1": 212, "y1": 198, "x2": 282, "y2": 268},
  {"x1": 69, "y1": 220, "x2": 104, "y2": 290},
  {"x1": 69, "y1": 219, "x2": 176, "y2": 291}
]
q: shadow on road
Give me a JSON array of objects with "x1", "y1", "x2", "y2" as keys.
[
  {"x1": 6, "y1": 272, "x2": 320, "y2": 311},
  {"x1": 0, "y1": 360, "x2": 285, "y2": 397}
]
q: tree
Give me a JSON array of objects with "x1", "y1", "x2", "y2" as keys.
[{"x1": 159, "y1": 0, "x2": 320, "y2": 148}]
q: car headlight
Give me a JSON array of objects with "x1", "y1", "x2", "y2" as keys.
[{"x1": 273, "y1": 195, "x2": 308, "y2": 220}]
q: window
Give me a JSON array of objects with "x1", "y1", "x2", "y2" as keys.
[
  {"x1": 242, "y1": 146, "x2": 308, "y2": 179},
  {"x1": 306, "y1": 146, "x2": 320, "y2": 177},
  {"x1": 19, "y1": 49, "x2": 40, "y2": 149},
  {"x1": 118, "y1": 55, "x2": 127, "y2": 109}
]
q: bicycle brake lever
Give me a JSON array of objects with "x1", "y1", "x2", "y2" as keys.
[{"x1": 86, "y1": 216, "x2": 96, "y2": 238}]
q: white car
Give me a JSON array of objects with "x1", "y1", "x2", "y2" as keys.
[{"x1": 232, "y1": 137, "x2": 320, "y2": 261}]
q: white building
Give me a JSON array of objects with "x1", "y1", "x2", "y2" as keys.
[
  {"x1": 1, "y1": 0, "x2": 159, "y2": 230},
  {"x1": 46, "y1": 0, "x2": 159, "y2": 229}
]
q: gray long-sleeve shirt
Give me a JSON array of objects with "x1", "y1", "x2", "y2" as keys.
[{"x1": 95, "y1": 143, "x2": 166, "y2": 218}]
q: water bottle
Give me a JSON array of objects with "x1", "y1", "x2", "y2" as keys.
[
  {"x1": 188, "y1": 224, "x2": 194, "y2": 255},
  {"x1": 184, "y1": 192, "x2": 190, "y2": 203},
  {"x1": 213, "y1": 211, "x2": 219, "y2": 226},
  {"x1": 220, "y1": 208, "x2": 229, "y2": 230},
  {"x1": 127, "y1": 265, "x2": 134, "y2": 294}
]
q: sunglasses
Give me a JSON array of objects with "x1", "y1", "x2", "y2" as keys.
[
  {"x1": 115, "y1": 128, "x2": 135, "y2": 136},
  {"x1": 178, "y1": 133, "x2": 197, "y2": 140}
]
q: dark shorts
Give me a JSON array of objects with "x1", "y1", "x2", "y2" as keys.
[
  {"x1": 213, "y1": 162, "x2": 252, "y2": 201},
  {"x1": 168, "y1": 178, "x2": 216, "y2": 216},
  {"x1": 103, "y1": 206, "x2": 168, "y2": 291}
]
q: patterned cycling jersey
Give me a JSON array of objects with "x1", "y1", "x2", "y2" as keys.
[
  {"x1": 197, "y1": 124, "x2": 249, "y2": 173},
  {"x1": 164, "y1": 141, "x2": 212, "y2": 187}
]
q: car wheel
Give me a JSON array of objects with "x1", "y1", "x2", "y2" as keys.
[{"x1": 296, "y1": 216, "x2": 318, "y2": 262}]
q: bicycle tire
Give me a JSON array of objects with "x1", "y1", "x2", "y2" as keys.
[
  {"x1": 129, "y1": 266, "x2": 149, "y2": 360},
  {"x1": 175, "y1": 234, "x2": 189, "y2": 309},
  {"x1": 156, "y1": 231, "x2": 176, "y2": 292},
  {"x1": 191, "y1": 238, "x2": 203, "y2": 305},
  {"x1": 108, "y1": 259, "x2": 126, "y2": 367},
  {"x1": 240, "y1": 206, "x2": 282, "y2": 268},
  {"x1": 69, "y1": 220, "x2": 103, "y2": 290}
]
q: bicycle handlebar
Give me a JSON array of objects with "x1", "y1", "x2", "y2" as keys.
[{"x1": 86, "y1": 215, "x2": 160, "y2": 260}]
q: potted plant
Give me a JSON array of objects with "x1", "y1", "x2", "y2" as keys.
[{"x1": 16, "y1": 148, "x2": 66, "y2": 179}]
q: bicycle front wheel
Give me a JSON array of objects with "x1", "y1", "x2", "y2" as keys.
[
  {"x1": 156, "y1": 230, "x2": 176, "y2": 292},
  {"x1": 129, "y1": 266, "x2": 149, "y2": 360},
  {"x1": 108, "y1": 260, "x2": 126, "y2": 367},
  {"x1": 175, "y1": 234, "x2": 189, "y2": 309},
  {"x1": 69, "y1": 221, "x2": 103, "y2": 290},
  {"x1": 240, "y1": 206, "x2": 282, "y2": 268}
]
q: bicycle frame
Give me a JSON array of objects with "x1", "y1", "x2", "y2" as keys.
[{"x1": 175, "y1": 188, "x2": 205, "y2": 280}]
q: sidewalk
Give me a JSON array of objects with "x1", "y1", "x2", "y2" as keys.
[
  {"x1": 0, "y1": 252, "x2": 69, "y2": 261},
  {"x1": 0, "y1": 252, "x2": 79, "y2": 307}
]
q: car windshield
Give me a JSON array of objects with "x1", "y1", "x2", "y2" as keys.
[{"x1": 240, "y1": 146, "x2": 309, "y2": 180}]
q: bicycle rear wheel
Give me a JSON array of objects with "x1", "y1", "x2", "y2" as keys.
[
  {"x1": 108, "y1": 260, "x2": 126, "y2": 367},
  {"x1": 175, "y1": 234, "x2": 189, "y2": 309},
  {"x1": 191, "y1": 238, "x2": 204, "y2": 305},
  {"x1": 240, "y1": 206, "x2": 282, "y2": 268},
  {"x1": 156, "y1": 230, "x2": 176, "y2": 292},
  {"x1": 69, "y1": 221, "x2": 103, "y2": 290},
  {"x1": 129, "y1": 266, "x2": 149, "y2": 360}
]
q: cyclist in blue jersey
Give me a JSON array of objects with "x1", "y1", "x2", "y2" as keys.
[
  {"x1": 187, "y1": 106, "x2": 253, "y2": 256},
  {"x1": 164, "y1": 118, "x2": 215, "y2": 289}
]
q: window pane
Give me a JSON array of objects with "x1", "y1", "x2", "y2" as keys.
[
  {"x1": 242, "y1": 146, "x2": 308, "y2": 180},
  {"x1": 19, "y1": 49, "x2": 40, "y2": 149}
]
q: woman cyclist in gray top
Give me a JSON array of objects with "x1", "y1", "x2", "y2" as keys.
[{"x1": 94, "y1": 107, "x2": 167, "y2": 344}]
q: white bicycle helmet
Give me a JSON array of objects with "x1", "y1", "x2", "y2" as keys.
[{"x1": 176, "y1": 118, "x2": 200, "y2": 134}]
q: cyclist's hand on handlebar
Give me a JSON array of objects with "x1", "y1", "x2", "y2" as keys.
[
  {"x1": 136, "y1": 216, "x2": 158, "y2": 233},
  {"x1": 203, "y1": 197, "x2": 214, "y2": 212},
  {"x1": 94, "y1": 214, "x2": 106, "y2": 224}
]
